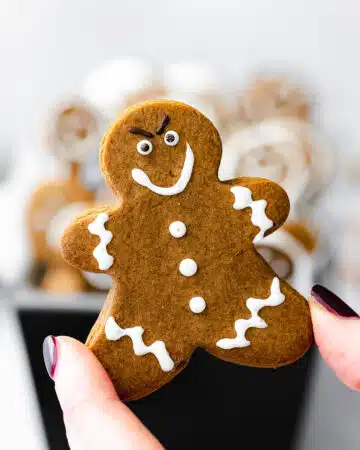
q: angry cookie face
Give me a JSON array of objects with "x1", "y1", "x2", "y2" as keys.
[
  {"x1": 130, "y1": 116, "x2": 195, "y2": 196},
  {"x1": 100, "y1": 100, "x2": 222, "y2": 198}
]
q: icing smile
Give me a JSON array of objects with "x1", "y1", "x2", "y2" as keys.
[{"x1": 131, "y1": 143, "x2": 195, "y2": 196}]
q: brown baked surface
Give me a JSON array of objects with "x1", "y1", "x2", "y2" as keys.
[{"x1": 61, "y1": 100, "x2": 313, "y2": 401}]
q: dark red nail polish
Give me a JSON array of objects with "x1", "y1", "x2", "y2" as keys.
[
  {"x1": 311, "y1": 285, "x2": 359, "y2": 318},
  {"x1": 43, "y1": 336, "x2": 58, "y2": 379}
]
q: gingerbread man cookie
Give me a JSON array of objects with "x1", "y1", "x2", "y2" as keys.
[
  {"x1": 61, "y1": 100, "x2": 313, "y2": 401},
  {"x1": 221, "y1": 77, "x2": 334, "y2": 210}
]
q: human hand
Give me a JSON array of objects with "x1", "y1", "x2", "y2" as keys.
[
  {"x1": 42, "y1": 285, "x2": 359, "y2": 450},
  {"x1": 310, "y1": 285, "x2": 360, "y2": 390},
  {"x1": 42, "y1": 336, "x2": 163, "y2": 450}
]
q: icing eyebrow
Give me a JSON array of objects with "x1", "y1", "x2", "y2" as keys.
[
  {"x1": 156, "y1": 115, "x2": 170, "y2": 135},
  {"x1": 129, "y1": 128, "x2": 154, "y2": 138}
]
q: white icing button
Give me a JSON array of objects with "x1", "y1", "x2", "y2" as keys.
[
  {"x1": 189, "y1": 297, "x2": 206, "y2": 314},
  {"x1": 169, "y1": 221, "x2": 187, "y2": 238},
  {"x1": 179, "y1": 258, "x2": 197, "y2": 277}
]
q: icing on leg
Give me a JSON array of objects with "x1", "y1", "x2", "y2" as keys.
[
  {"x1": 105, "y1": 316, "x2": 174, "y2": 372},
  {"x1": 230, "y1": 186, "x2": 273, "y2": 242},
  {"x1": 216, "y1": 277, "x2": 285, "y2": 349}
]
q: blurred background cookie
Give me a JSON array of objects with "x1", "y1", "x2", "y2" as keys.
[
  {"x1": 45, "y1": 97, "x2": 106, "y2": 163},
  {"x1": 256, "y1": 221, "x2": 317, "y2": 296},
  {"x1": 219, "y1": 76, "x2": 335, "y2": 215},
  {"x1": 237, "y1": 77, "x2": 310, "y2": 123},
  {"x1": 26, "y1": 98, "x2": 108, "y2": 293},
  {"x1": 219, "y1": 119, "x2": 311, "y2": 208},
  {"x1": 27, "y1": 165, "x2": 94, "y2": 292},
  {"x1": 0, "y1": 138, "x2": 64, "y2": 286}
]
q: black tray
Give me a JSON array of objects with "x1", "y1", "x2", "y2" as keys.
[{"x1": 17, "y1": 293, "x2": 313, "y2": 450}]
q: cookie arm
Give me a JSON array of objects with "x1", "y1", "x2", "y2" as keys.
[
  {"x1": 224, "y1": 177, "x2": 290, "y2": 240},
  {"x1": 61, "y1": 207, "x2": 117, "y2": 273}
]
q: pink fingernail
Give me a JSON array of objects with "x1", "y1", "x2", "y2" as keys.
[{"x1": 42, "y1": 336, "x2": 58, "y2": 379}]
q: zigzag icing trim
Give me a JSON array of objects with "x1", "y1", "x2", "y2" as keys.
[
  {"x1": 88, "y1": 212, "x2": 114, "y2": 270},
  {"x1": 230, "y1": 186, "x2": 273, "y2": 243},
  {"x1": 216, "y1": 277, "x2": 285, "y2": 349},
  {"x1": 105, "y1": 316, "x2": 175, "y2": 372}
]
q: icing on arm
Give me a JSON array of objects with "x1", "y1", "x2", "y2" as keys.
[
  {"x1": 216, "y1": 277, "x2": 285, "y2": 349},
  {"x1": 230, "y1": 186, "x2": 273, "y2": 243},
  {"x1": 105, "y1": 316, "x2": 175, "y2": 372},
  {"x1": 88, "y1": 212, "x2": 114, "y2": 270},
  {"x1": 61, "y1": 207, "x2": 115, "y2": 273}
]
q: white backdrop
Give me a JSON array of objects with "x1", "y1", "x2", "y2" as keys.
[{"x1": 1, "y1": 0, "x2": 360, "y2": 157}]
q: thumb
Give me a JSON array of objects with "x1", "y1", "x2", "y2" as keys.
[
  {"x1": 43, "y1": 336, "x2": 163, "y2": 450},
  {"x1": 310, "y1": 285, "x2": 360, "y2": 391}
]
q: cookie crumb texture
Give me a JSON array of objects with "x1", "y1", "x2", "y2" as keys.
[{"x1": 61, "y1": 100, "x2": 313, "y2": 401}]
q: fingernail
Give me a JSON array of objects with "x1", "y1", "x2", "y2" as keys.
[
  {"x1": 311, "y1": 285, "x2": 359, "y2": 318},
  {"x1": 43, "y1": 336, "x2": 58, "y2": 379}
]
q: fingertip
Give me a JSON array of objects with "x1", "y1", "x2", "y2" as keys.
[
  {"x1": 309, "y1": 297, "x2": 360, "y2": 391},
  {"x1": 53, "y1": 336, "x2": 118, "y2": 410},
  {"x1": 46, "y1": 336, "x2": 163, "y2": 449},
  {"x1": 311, "y1": 284, "x2": 359, "y2": 318}
]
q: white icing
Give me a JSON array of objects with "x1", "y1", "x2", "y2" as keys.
[
  {"x1": 137, "y1": 139, "x2": 153, "y2": 155},
  {"x1": 88, "y1": 212, "x2": 114, "y2": 270},
  {"x1": 164, "y1": 130, "x2": 179, "y2": 146},
  {"x1": 179, "y1": 258, "x2": 198, "y2": 277},
  {"x1": 105, "y1": 316, "x2": 174, "y2": 372},
  {"x1": 189, "y1": 297, "x2": 206, "y2": 314},
  {"x1": 131, "y1": 142, "x2": 194, "y2": 196},
  {"x1": 230, "y1": 186, "x2": 273, "y2": 243},
  {"x1": 169, "y1": 221, "x2": 187, "y2": 238},
  {"x1": 216, "y1": 277, "x2": 285, "y2": 349}
]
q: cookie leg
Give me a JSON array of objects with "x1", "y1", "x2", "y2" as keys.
[
  {"x1": 87, "y1": 314, "x2": 188, "y2": 401},
  {"x1": 204, "y1": 252, "x2": 313, "y2": 368}
]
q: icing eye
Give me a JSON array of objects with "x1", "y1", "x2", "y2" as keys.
[
  {"x1": 164, "y1": 131, "x2": 179, "y2": 147},
  {"x1": 137, "y1": 140, "x2": 153, "y2": 155}
]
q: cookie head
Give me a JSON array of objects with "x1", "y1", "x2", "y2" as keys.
[{"x1": 100, "y1": 100, "x2": 222, "y2": 198}]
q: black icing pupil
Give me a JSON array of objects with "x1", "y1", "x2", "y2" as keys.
[
  {"x1": 166, "y1": 134, "x2": 175, "y2": 143},
  {"x1": 141, "y1": 143, "x2": 150, "y2": 152}
]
